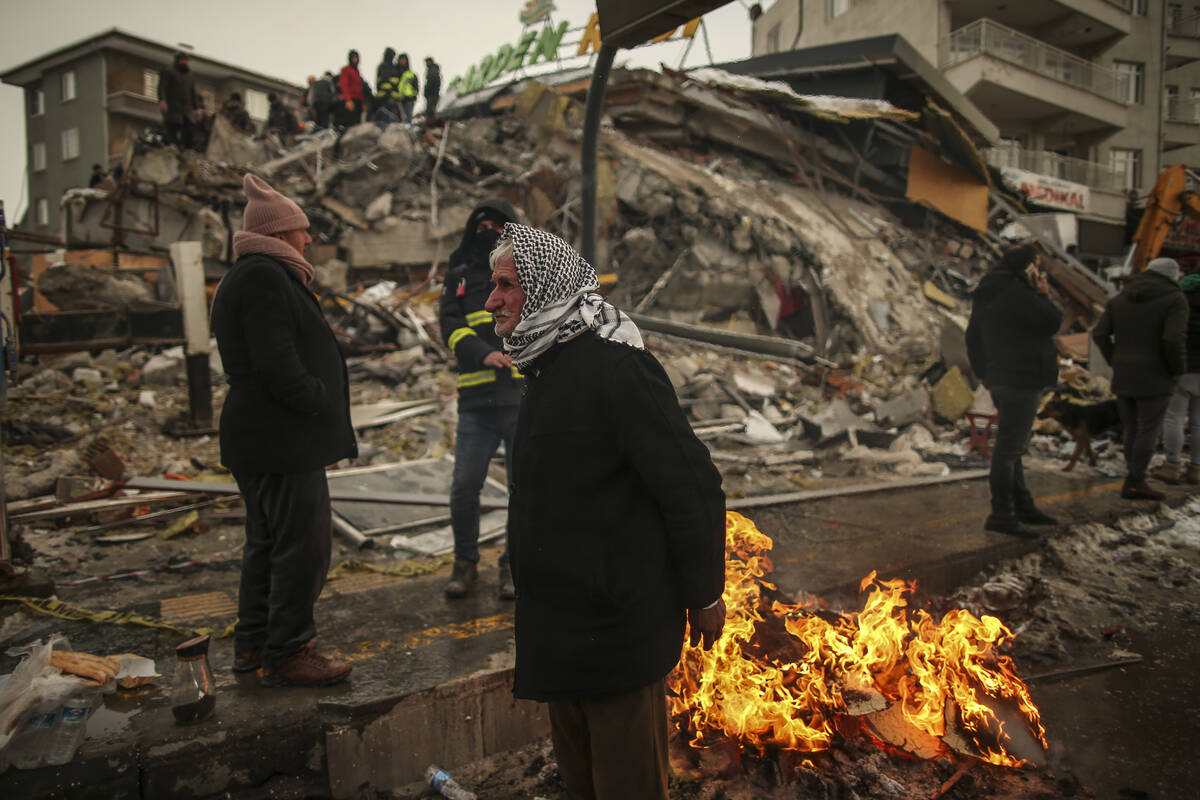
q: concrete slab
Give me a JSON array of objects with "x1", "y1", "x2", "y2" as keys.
[{"x1": 3, "y1": 465, "x2": 1195, "y2": 798}]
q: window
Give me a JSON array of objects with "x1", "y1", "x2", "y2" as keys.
[
  {"x1": 36, "y1": 199, "x2": 49, "y2": 226},
  {"x1": 245, "y1": 89, "x2": 269, "y2": 121},
  {"x1": 766, "y1": 23, "x2": 781, "y2": 54},
  {"x1": 1191, "y1": 88, "x2": 1200, "y2": 122},
  {"x1": 29, "y1": 88, "x2": 44, "y2": 116},
  {"x1": 1166, "y1": 84, "x2": 1180, "y2": 120},
  {"x1": 61, "y1": 127, "x2": 80, "y2": 161},
  {"x1": 32, "y1": 142, "x2": 46, "y2": 172},
  {"x1": 1110, "y1": 148, "x2": 1142, "y2": 190},
  {"x1": 830, "y1": 0, "x2": 850, "y2": 18},
  {"x1": 1114, "y1": 61, "x2": 1143, "y2": 104},
  {"x1": 1169, "y1": 3, "x2": 1183, "y2": 30},
  {"x1": 142, "y1": 69, "x2": 159, "y2": 99},
  {"x1": 1132, "y1": 0, "x2": 1147, "y2": 15},
  {"x1": 61, "y1": 70, "x2": 76, "y2": 102}
]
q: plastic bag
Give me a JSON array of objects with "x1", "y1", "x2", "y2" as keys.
[{"x1": 0, "y1": 635, "x2": 95, "y2": 752}]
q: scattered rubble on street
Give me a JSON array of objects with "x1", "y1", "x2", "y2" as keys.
[{"x1": 3, "y1": 63, "x2": 1173, "y2": 797}]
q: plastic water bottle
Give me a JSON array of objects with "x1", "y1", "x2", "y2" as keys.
[
  {"x1": 44, "y1": 692, "x2": 91, "y2": 766},
  {"x1": 9, "y1": 699, "x2": 60, "y2": 769},
  {"x1": 425, "y1": 764, "x2": 477, "y2": 800}
]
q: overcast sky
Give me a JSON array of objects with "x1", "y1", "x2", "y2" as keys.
[{"x1": 0, "y1": 0, "x2": 757, "y2": 224}]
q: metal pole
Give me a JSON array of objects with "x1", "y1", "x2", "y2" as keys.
[
  {"x1": 581, "y1": 44, "x2": 617, "y2": 265},
  {"x1": 0, "y1": 201, "x2": 14, "y2": 569}
]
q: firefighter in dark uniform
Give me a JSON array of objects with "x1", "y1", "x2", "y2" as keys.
[{"x1": 439, "y1": 199, "x2": 521, "y2": 598}]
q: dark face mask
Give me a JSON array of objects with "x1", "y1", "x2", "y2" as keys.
[{"x1": 472, "y1": 227, "x2": 502, "y2": 259}]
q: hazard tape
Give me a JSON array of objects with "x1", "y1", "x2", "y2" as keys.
[
  {"x1": 327, "y1": 554, "x2": 454, "y2": 580},
  {"x1": 2, "y1": 556, "x2": 453, "y2": 639},
  {"x1": 0, "y1": 594, "x2": 235, "y2": 639}
]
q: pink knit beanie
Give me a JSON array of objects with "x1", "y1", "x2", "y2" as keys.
[{"x1": 241, "y1": 173, "x2": 308, "y2": 234}]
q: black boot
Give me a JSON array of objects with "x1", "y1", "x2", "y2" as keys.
[
  {"x1": 984, "y1": 515, "x2": 1040, "y2": 538},
  {"x1": 1015, "y1": 503, "x2": 1058, "y2": 526},
  {"x1": 1120, "y1": 478, "x2": 1165, "y2": 501}
]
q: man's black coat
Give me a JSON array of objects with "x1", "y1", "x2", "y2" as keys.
[
  {"x1": 508, "y1": 332, "x2": 726, "y2": 701},
  {"x1": 1093, "y1": 270, "x2": 1188, "y2": 397},
  {"x1": 966, "y1": 267, "x2": 1062, "y2": 390}
]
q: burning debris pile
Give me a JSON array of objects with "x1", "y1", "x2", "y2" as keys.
[{"x1": 670, "y1": 513, "x2": 1046, "y2": 769}]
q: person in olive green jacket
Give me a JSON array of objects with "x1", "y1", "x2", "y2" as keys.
[{"x1": 1093, "y1": 258, "x2": 1189, "y2": 500}]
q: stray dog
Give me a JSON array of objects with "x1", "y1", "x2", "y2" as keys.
[{"x1": 1037, "y1": 394, "x2": 1122, "y2": 471}]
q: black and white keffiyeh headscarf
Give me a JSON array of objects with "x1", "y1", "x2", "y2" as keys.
[{"x1": 501, "y1": 223, "x2": 643, "y2": 371}]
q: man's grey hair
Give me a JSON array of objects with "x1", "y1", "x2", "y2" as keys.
[{"x1": 489, "y1": 236, "x2": 514, "y2": 272}]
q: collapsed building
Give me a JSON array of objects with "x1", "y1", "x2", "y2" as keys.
[
  {"x1": 2, "y1": 60, "x2": 1162, "y2": 799},
  {"x1": 12, "y1": 64, "x2": 1115, "y2": 414}
]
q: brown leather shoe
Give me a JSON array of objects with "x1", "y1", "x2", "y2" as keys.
[
  {"x1": 233, "y1": 647, "x2": 262, "y2": 673},
  {"x1": 444, "y1": 559, "x2": 478, "y2": 599},
  {"x1": 260, "y1": 641, "x2": 351, "y2": 687}
]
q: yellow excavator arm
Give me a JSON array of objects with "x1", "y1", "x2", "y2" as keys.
[{"x1": 1129, "y1": 163, "x2": 1200, "y2": 274}]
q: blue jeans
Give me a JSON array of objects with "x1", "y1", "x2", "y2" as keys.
[
  {"x1": 451, "y1": 405, "x2": 518, "y2": 564},
  {"x1": 1162, "y1": 374, "x2": 1200, "y2": 466},
  {"x1": 988, "y1": 385, "x2": 1043, "y2": 519}
]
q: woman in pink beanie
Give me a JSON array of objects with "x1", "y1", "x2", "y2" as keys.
[{"x1": 210, "y1": 173, "x2": 356, "y2": 687}]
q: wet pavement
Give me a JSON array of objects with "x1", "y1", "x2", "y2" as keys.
[{"x1": 2, "y1": 464, "x2": 1198, "y2": 798}]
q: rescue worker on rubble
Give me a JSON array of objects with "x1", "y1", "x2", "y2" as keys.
[
  {"x1": 220, "y1": 92, "x2": 256, "y2": 136},
  {"x1": 966, "y1": 243, "x2": 1062, "y2": 538},
  {"x1": 308, "y1": 72, "x2": 335, "y2": 130},
  {"x1": 210, "y1": 174, "x2": 356, "y2": 687},
  {"x1": 439, "y1": 199, "x2": 521, "y2": 599},
  {"x1": 395, "y1": 53, "x2": 419, "y2": 123},
  {"x1": 265, "y1": 93, "x2": 301, "y2": 146},
  {"x1": 1093, "y1": 257, "x2": 1189, "y2": 500},
  {"x1": 158, "y1": 51, "x2": 202, "y2": 149},
  {"x1": 489, "y1": 223, "x2": 726, "y2": 800},
  {"x1": 374, "y1": 48, "x2": 401, "y2": 122},
  {"x1": 337, "y1": 50, "x2": 366, "y2": 128},
  {"x1": 423, "y1": 56, "x2": 441, "y2": 121}
]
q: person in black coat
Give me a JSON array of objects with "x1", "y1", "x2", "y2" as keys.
[
  {"x1": 486, "y1": 223, "x2": 726, "y2": 800},
  {"x1": 158, "y1": 52, "x2": 201, "y2": 149},
  {"x1": 1155, "y1": 267, "x2": 1200, "y2": 484},
  {"x1": 1093, "y1": 257, "x2": 1188, "y2": 500},
  {"x1": 423, "y1": 56, "x2": 441, "y2": 120},
  {"x1": 211, "y1": 174, "x2": 356, "y2": 687},
  {"x1": 438, "y1": 198, "x2": 520, "y2": 599},
  {"x1": 966, "y1": 244, "x2": 1062, "y2": 537}
]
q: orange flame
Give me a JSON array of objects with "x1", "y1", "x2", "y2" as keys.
[{"x1": 668, "y1": 512, "x2": 1047, "y2": 767}]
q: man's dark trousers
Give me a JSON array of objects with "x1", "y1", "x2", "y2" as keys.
[
  {"x1": 450, "y1": 405, "x2": 518, "y2": 565},
  {"x1": 988, "y1": 385, "x2": 1043, "y2": 518},
  {"x1": 548, "y1": 677, "x2": 670, "y2": 800},
  {"x1": 233, "y1": 468, "x2": 332, "y2": 669},
  {"x1": 1117, "y1": 395, "x2": 1172, "y2": 480}
]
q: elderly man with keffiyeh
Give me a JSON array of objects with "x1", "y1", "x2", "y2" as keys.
[
  {"x1": 486, "y1": 224, "x2": 727, "y2": 800},
  {"x1": 210, "y1": 174, "x2": 356, "y2": 688}
]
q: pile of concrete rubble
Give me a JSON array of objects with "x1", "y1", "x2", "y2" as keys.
[{"x1": 8, "y1": 66, "x2": 1120, "y2": 558}]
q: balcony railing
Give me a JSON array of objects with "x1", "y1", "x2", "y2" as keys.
[
  {"x1": 1165, "y1": 94, "x2": 1200, "y2": 123},
  {"x1": 982, "y1": 146, "x2": 1127, "y2": 191},
  {"x1": 1105, "y1": 0, "x2": 1133, "y2": 11},
  {"x1": 1167, "y1": 10, "x2": 1200, "y2": 38},
  {"x1": 940, "y1": 19, "x2": 1129, "y2": 104}
]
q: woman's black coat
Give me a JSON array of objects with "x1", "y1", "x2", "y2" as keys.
[{"x1": 210, "y1": 254, "x2": 357, "y2": 474}]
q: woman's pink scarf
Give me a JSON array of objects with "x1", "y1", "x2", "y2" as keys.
[{"x1": 232, "y1": 230, "x2": 316, "y2": 285}]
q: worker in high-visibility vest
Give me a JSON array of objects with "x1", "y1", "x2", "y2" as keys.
[{"x1": 396, "y1": 52, "x2": 419, "y2": 123}]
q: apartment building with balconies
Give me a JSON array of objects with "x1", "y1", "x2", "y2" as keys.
[
  {"x1": 1, "y1": 29, "x2": 301, "y2": 234},
  {"x1": 752, "y1": 0, "x2": 1200, "y2": 256}
]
